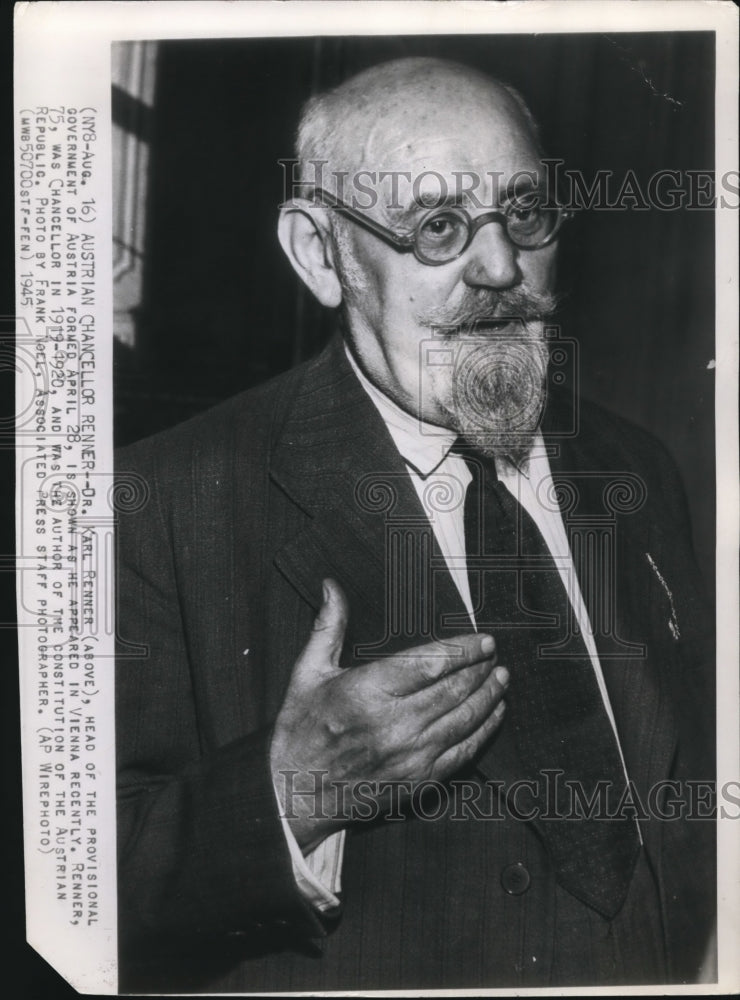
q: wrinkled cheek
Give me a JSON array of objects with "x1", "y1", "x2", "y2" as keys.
[
  {"x1": 417, "y1": 360, "x2": 456, "y2": 419},
  {"x1": 527, "y1": 244, "x2": 559, "y2": 289}
]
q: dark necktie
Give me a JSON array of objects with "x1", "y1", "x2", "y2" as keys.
[{"x1": 455, "y1": 443, "x2": 641, "y2": 918}]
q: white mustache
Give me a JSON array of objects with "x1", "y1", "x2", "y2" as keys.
[{"x1": 421, "y1": 287, "x2": 560, "y2": 333}]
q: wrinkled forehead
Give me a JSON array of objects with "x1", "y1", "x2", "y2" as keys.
[
  {"x1": 318, "y1": 80, "x2": 543, "y2": 214},
  {"x1": 374, "y1": 86, "x2": 536, "y2": 162}
]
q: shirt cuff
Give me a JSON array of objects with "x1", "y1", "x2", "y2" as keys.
[
  {"x1": 271, "y1": 775, "x2": 345, "y2": 913},
  {"x1": 277, "y1": 814, "x2": 345, "y2": 914}
]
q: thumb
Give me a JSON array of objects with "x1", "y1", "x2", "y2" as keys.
[{"x1": 294, "y1": 578, "x2": 349, "y2": 683}]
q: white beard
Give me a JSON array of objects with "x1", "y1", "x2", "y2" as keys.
[{"x1": 443, "y1": 322, "x2": 549, "y2": 465}]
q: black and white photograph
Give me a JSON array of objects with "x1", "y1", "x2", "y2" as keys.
[
  {"x1": 13, "y1": 2, "x2": 739, "y2": 996},
  {"x1": 113, "y1": 28, "x2": 721, "y2": 995}
]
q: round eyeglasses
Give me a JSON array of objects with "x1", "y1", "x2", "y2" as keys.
[{"x1": 308, "y1": 187, "x2": 573, "y2": 266}]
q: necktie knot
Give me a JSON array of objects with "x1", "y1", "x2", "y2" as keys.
[{"x1": 450, "y1": 438, "x2": 498, "y2": 480}]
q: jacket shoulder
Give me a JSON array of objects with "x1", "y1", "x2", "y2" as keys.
[
  {"x1": 115, "y1": 356, "x2": 315, "y2": 485},
  {"x1": 556, "y1": 391, "x2": 678, "y2": 472},
  {"x1": 549, "y1": 389, "x2": 696, "y2": 533}
]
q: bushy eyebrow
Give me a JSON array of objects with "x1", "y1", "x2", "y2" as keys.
[
  {"x1": 385, "y1": 180, "x2": 544, "y2": 230},
  {"x1": 386, "y1": 193, "x2": 469, "y2": 230}
]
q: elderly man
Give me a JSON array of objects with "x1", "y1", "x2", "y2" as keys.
[{"x1": 115, "y1": 58, "x2": 715, "y2": 991}]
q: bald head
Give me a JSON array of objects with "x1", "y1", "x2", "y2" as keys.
[{"x1": 296, "y1": 57, "x2": 541, "y2": 196}]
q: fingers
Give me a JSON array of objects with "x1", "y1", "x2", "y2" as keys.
[
  {"x1": 424, "y1": 665, "x2": 509, "y2": 769},
  {"x1": 430, "y1": 679, "x2": 509, "y2": 781},
  {"x1": 407, "y1": 655, "x2": 498, "y2": 725},
  {"x1": 385, "y1": 633, "x2": 496, "y2": 697}
]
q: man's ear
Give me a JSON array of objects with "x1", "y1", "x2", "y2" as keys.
[{"x1": 278, "y1": 204, "x2": 343, "y2": 308}]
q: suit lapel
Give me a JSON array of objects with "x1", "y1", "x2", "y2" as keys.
[
  {"x1": 544, "y1": 394, "x2": 679, "y2": 801},
  {"x1": 270, "y1": 335, "x2": 471, "y2": 667}
]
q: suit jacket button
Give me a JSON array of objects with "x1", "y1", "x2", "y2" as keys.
[{"x1": 501, "y1": 862, "x2": 531, "y2": 895}]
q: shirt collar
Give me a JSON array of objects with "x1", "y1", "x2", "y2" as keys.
[
  {"x1": 344, "y1": 342, "x2": 542, "y2": 481},
  {"x1": 344, "y1": 344, "x2": 458, "y2": 477}
]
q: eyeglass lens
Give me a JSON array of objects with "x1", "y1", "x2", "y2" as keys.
[{"x1": 415, "y1": 204, "x2": 559, "y2": 261}]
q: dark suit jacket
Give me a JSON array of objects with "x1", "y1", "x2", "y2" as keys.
[{"x1": 115, "y1": 334, "x2": 715, "y2": 992}]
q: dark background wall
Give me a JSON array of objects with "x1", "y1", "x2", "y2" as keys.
[{"x1": 113, "y1": 32, "x2": 715, "y2": 594}]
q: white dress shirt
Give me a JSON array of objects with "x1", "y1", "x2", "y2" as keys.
[{"x1": 274, "y1": 346, "x2": 635, "y2": 912}]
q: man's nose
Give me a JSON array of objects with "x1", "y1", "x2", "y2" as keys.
[{"x1": 462, "y1": 221, "x2": 520, "y2": 289}]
